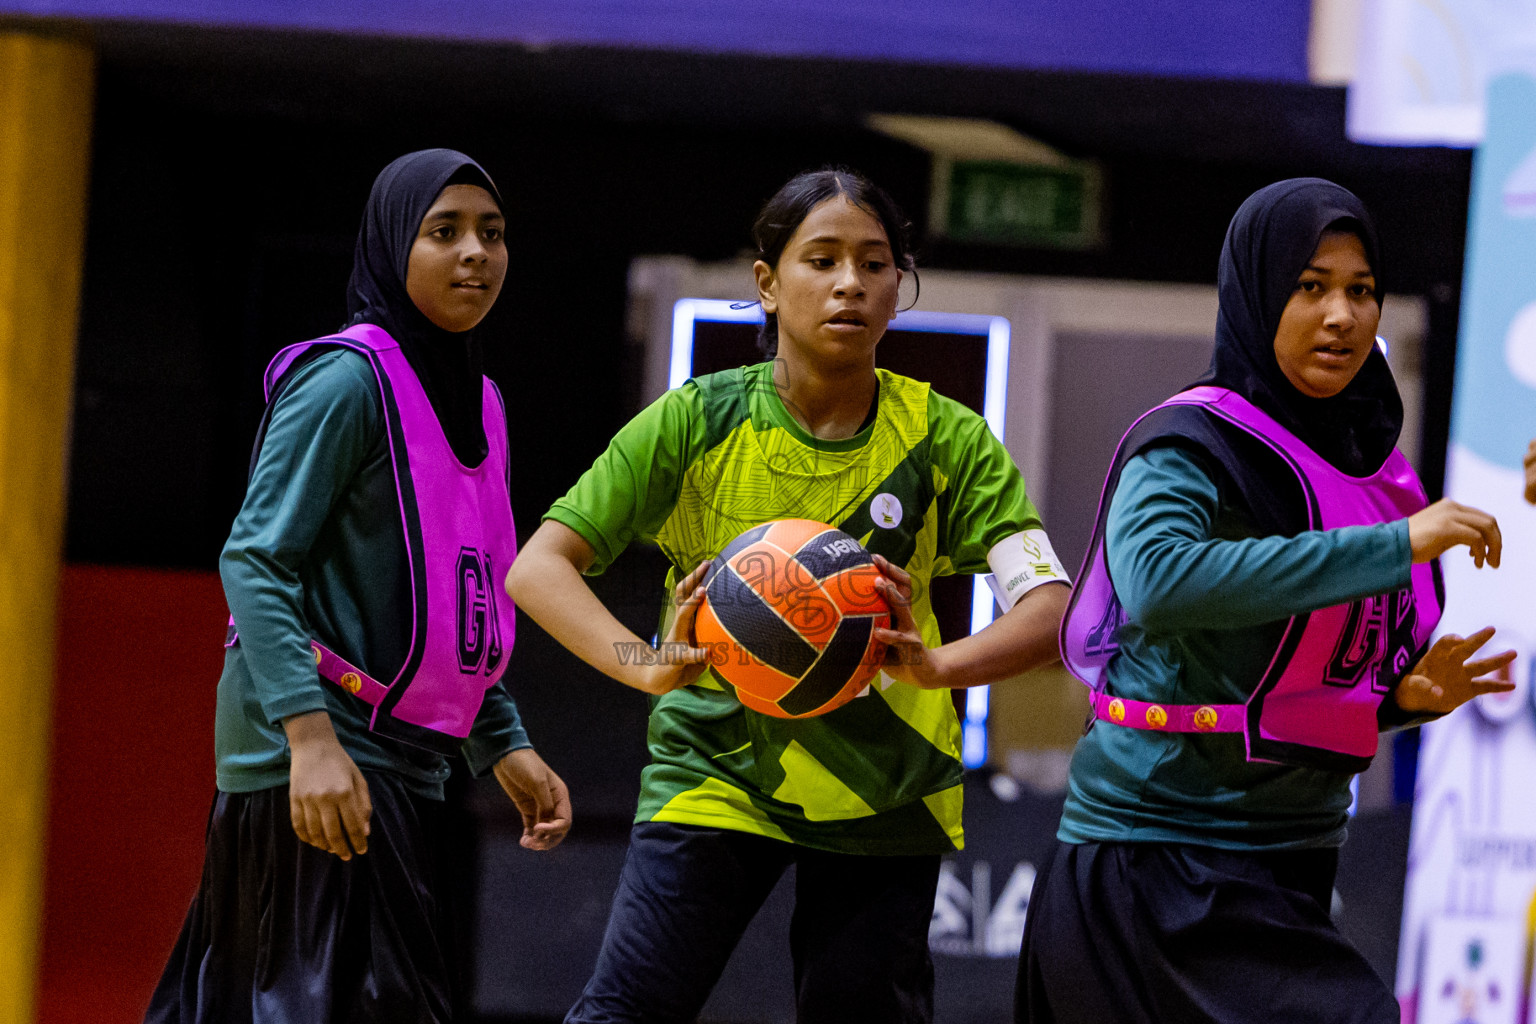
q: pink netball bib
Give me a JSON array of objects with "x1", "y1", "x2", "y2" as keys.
[
  {"x1": 248, "y1": 324, "x2": 518, "y2": 754},
  {"x1": 1061, "y1": 386, "x2": 1441, "y2": 771}
]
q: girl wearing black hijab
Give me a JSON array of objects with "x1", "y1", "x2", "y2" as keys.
[
  {"x1": 1016, "y1": 179, "x2": 1513, "y2": 1024},
  {"x1": 145, "y1": 150, "x2": 570, "y2": 1024}
]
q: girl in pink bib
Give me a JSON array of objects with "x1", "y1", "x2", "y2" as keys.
[
  {"x1": 1018, "y1": 179, "x2": 1515, "y2": 1024},
  {"x1": 147, "y1": 150, "x2": 570, "y2": 1024}
]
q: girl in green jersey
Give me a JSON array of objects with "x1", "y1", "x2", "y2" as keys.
[{"x1": 508, "y1": 168, "x2": 1070, "y2": 1024}]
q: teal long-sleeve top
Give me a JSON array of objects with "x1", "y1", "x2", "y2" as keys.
[
  {"x1": 1058, "y1": 443, "x2": 1413, "y2": 850},
  {"x1": 215, "y1": 348, "x2": 530, "y2": 799}
]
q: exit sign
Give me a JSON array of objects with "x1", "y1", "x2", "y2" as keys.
[{"x1": 937, "y1": 160, "x2": 1102, "y2": 249}]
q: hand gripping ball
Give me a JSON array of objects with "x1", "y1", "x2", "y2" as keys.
[{"x1": 695, "y1": 519, "x2": 892, "y2": 718}]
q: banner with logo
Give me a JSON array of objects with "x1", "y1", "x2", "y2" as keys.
[
  {"x1": 1349, "y1": 0, "x2": 1536, "y2": 146},
  {"x1": 1395, "y1": 64, "x2": 1536, "y2": 1024}
]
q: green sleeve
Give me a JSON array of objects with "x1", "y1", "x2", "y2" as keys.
[
  {"x1": 544, "y1": 383, "x2": 707, "y2": 574},
  {"x1": 929, "y1": 393, "x2": 1044, "y2": 574},
  {"x1": 1106, "y1": 445, "x2": 1413, "y2": 633},
  {"x1": 220, "y1": 351, "x2": 379, "y2": 727}
]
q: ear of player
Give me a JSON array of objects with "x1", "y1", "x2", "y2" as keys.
[{"x1": 694, "y1": 519, "x2": 893, "y2": 718}]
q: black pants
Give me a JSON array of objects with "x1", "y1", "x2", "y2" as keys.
[
  {"x1": 1016, "y1": 840, "x2": 1400, "y2": 1024},
  {"x1": 566, "y1": 821, "x2": 941, "y2": 1024},
  {"x1": 145, "y1": 773, "x2": 458, "y2": 1024}
]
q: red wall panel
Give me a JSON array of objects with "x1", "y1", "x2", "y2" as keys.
[{"x1": 38, "y1": 565, "x2": 227, "y2": 1024}]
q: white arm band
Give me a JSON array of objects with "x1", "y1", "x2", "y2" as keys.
[{"x1": 984, "y1": 529, "x2": 1070, "y2": 612}]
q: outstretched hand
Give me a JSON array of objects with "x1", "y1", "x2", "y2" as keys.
[
  {"x1": 871, "y1": 554, "x2": 948, "y2": 689},
  {"x1": 493, "y1": 747, "x2": 573, "y2": 851},
  {"x1": 1407, "y1": 498, "x2": 1502, "y2": 568},
  {"x1": 636, "y1": 561, "x2": 716, "y2": 696},
  {"x1": 1395, "y1": 626, "x2": 1516, "y2": 715}
]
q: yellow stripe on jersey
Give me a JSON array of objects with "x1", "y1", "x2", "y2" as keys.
[
  {"x1": 772, "y1": 740, "x2": 878, "y2": 821},
  {"x1": 923, "y1": 783, "x2": 967, "y2": 849},
  {"x1": 651, "y1": 776, "x2": 792, "y2": 842}
]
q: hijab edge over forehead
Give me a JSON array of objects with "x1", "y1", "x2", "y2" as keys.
[
  {"x1": 1202, "y1": 177, "x2": 1403, "y2": 477},
  {"x1": 344, "y1": 149, "x2": 503, "y2": 467}
]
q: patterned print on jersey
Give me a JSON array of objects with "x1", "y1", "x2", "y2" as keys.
[{"x1": 546, "y1": 361, "x2": 1042, "y2": 855}]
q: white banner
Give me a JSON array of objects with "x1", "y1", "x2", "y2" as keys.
[
  {"x1": 1348, "y1": 0, "x2": 1536, "y2": 146},
  {"x1": 1395, "y1": 62, "x2": 1536, "y2": 1023}
]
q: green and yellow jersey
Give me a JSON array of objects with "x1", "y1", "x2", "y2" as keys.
[{"x1": 547, "y1": 361, "x2": 1053, "y2": 855}]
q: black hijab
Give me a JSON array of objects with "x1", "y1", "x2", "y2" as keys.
[
  {"x1": 1078, "y1": 178, "x2": 1406, "y2": 553},
  {"x1": 345, "y1": 149, "x2": 503, "y2": 466},
  {"x1": 1201, "y1": 177, "x2": 1402, "y2": 477}
]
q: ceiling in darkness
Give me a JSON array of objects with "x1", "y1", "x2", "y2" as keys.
[
  {"x1": 74, "y1": 19, "x2": 1467, "y2": 178},
  {"x1": 47, "y1": 16, "x2": 1473, "y2": 567}
]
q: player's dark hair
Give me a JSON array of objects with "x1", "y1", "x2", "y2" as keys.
[{"x1": 751, "y1": 168, "x2": 917, "y2": 358}]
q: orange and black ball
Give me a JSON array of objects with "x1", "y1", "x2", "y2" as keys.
[{"x1": 695, "y1": 519, "x2": 891, "y2": 718}]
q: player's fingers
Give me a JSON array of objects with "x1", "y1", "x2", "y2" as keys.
[
  {"x1": 508, "y1": 785, "x2": 540, "y2": 830},
  {"x1": 299, "y1": 801, "x2": 330, "y2": 855},
  {"x1": 341, "y1": 785, "x2": 370, "y2": 857},
  {"x1": 1463, "y1": 657, "x2": 1515, "y2": 680},
  {"x1": 524, "y1": 825, "x2": 571, "y2": 852},
  {"x1": 524, "y1": 770, "x2": 556, "y2": 820},
  {"x1": 675, "y1": 562, "x2": 710, "y2": 604},
  {"x1": 526, "y1": 777, "x2": 573, "y2": 850},
  {"x1": 1469, "y1": 676, "x2": 1517, "y2": 696},
  {"x1": 677, "y1": 583, "x2": 705, "y2": 614},
  {"x1": 1481, "y1": 517, "x2": 1503, "y2": 568},
  {"x1": 655, "y1": 639, "x2": 709, "y2": 666},
  {"x1": 1454, "y1": 626, "x2": 1498, "y2": 657},
  {"x1": 873, "y1": 612, "x2": 911, "y2": 645},
  {"x1": 875, "y1": 568, "x2": 913, "y2": 608},
  {"x1": 873, "y1": 553, "x2": 912, "y2": 587},
  {"x1": 875, "y1": 578, "x2": 918, "y2": 629},
  {"x1": 1452, "y1": 507, "x2": 1498, "y2": 556},
  {"x1": 1462, "y1": 649, "x2": 1516, "y2": 678},
  {"x1": 515, "y1": 789, "x2": 553, "y2": 850},
  {"x1": 497, "y1": 763, "x2": 543, "y2": 822},
  {"x1": 873, "y1": 633, "x2": 926, "y2": 677},
  {"x1": 672, "y1": 566, "x2": 697, "y2": 601},
  {"x1": 1444, "y1": 520, "x2": 1487, "y2": 568},
  {"x1": 317, "y1": 802, "x2": 352, "y2": 860},
  {"x1": 290, "y1": 795, "x2": 311, "y2": 847},
  {"x1": 548, "y1": 772, "x2": 573, "y2": 833},
  {"x1": 670, "y1": 586, "x2": 707, "y2": 640},
  {"x1": 661, "y1": 583, "x2": 707, "y2": 655},
  {"x1": 354, "y1": 770, "x2": 373, "y2": 834}
]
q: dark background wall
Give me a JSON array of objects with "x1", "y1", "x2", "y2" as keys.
[
  {"x1": 61, "y1": 20, "x2": 1475, "y2": 814},
  {"x1": 38, "y1": 21, "x2": 1474, "y2": 1022},
  {"x1": 68, "y1": 26, "x2": 1474, "y2": 575}
]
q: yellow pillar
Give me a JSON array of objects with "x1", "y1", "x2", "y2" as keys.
[{"x1": 0, "y1": 29, "x2": 94, "y2": 1024}]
